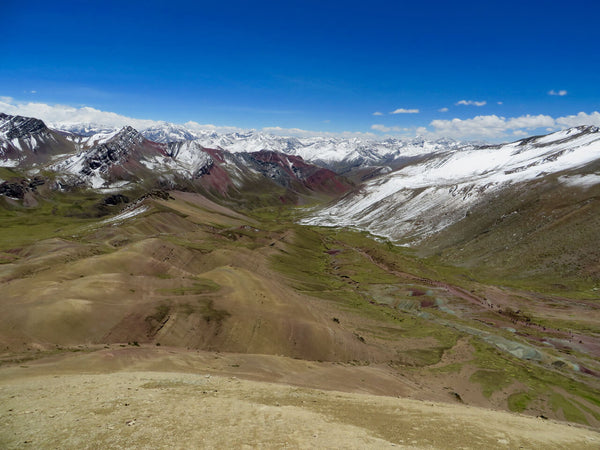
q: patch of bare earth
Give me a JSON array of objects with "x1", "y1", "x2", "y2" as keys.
[{"x1": 1, "y1": 348, "x2": 599, "y2": 449}]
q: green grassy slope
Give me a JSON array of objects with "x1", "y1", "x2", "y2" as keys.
[
  {"x1": 0, "y1": 189, "x2": 599, "y2": 426},
  {"x1": 418, "y1": 173, "x2": 600, "y2": 297}
]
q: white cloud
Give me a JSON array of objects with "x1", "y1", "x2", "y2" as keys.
[
  {"x1": 555, "y1": 111, "x2": 600, "y2": 128},
  {"x1": 430, "y1": 115, "x2": 507, "y2": 139},
  {"x1": 0, "y1": 98, "x2": 161, "y2": 130},
  {"x1": 0, "y1": 97, "x2": 377, "y2": 139},
  {"x1": 2, "y1": 96, "x2": 599, "y2": 143},
  {"x1": 549, "y1": 89, "x2": 568, "y2": 96},
  {"x1": 0, "y1": 97, "x2": 250, "y2": 135},
  {"x1": 184, "y1": 121, "x2": 245, "y2": 134},
  {"x1": 506, "y1": 114, "x2": 555, "y2": 129},
  {"x1": 337, "y1": 130, "x2": 378, "y2": 138},
  {"x1": 455, "y1": 100, "x2": 487, "y2": 107},
  {"x1": 390, "y1": 108, "x2": 419, "y2": 114},
  {"x1": 371, "y1": 124, "x2": 391, "y2": 132},
  {"x1": 429, "y1": 114, "x2": 553, "y2": 139},
  {"x1": 497, "y1": 101, "x2": 503, "y2": 105},
  {"x1": 371, "y1": 124, "x2": 404, "y2": 133},
  {"x1": 262, "y1": 126, "x2": 314, "y2": 135},
  {"x1": 438, "y1": 107, "x2": 449, "y2": 112},
  {"x1": 261, "y1": 126, "x2": 376, "y2": 139},
  {"x1": 372, "y1": 111, "x2": 384, "y2": 116},
  {"x1": 0, "y1": 97, "x2": 378, "y2": 139},
  {"x1": 428, "y1": 112, "x2": 599, "y2": 140}
]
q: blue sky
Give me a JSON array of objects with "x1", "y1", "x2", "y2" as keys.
[{"x1": 1, "y1": 0, "x2": 599, "y2": 140}]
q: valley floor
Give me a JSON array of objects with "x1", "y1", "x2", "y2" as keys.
[
  {"x1": 1, "y1": 189, "x2": 600, "y2": 447},
  {"x1": 1, "y1": 346, "x2": 599, "y2": 449}
]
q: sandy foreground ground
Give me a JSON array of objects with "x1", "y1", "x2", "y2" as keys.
[{"x1": 1, "y1": 348, "x2": 599, "y2": 449}]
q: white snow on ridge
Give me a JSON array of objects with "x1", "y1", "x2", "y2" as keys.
[
  {"x1": 10, "y1": 138, "x2": 23, "y2": 152},
  {"x1": 81, "y1": 129, "x2": 121, "y2": 147},
  {"x1": 50, "y1": 122, "x2": 121, "y2": 138},
  {"x1": 52, "y1": 132, "x2": 217, "y2": 189},
  {"x1": 53, "y1": 121, "x2": 466, "y2": 167},
  {"x1": 102, "y1": 205, "x2": 149, "y2": 225},
  {"x1": 535, "y1": 126, "x2": 585, "y2": 144},
  {"x1": 97, "y1": 180, "x2": 134, "y2": 194},
  {"x1": 190, "y1": 132, "x2": 465, "y2": 167},
  {"x1": 88, "y1": 170, "x2": 107, "y2": 189},
  {"x1": 303, "y1": 126, "x2": 600, "y2": 242},
  {"x1": 168, "y1": 141, "x2": 213, "y2": 174},
  {"x1": 51, "y1": 150, "x2": 87, "y2": 177},
  {"x1": 61, "y1": 129, "x2": 123, "y2": 151},
  {"x1": 140, "y1": 141, "x2": 214, "y2": 178}
]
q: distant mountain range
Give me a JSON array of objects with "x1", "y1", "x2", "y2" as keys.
[
  {"x1": 49, "y1": 118, "x2": 470, "y2": 172},
  {"x1": 300, "y1": 124, "x2": 600, "y2": 286},
  {"x1": 0, "y1": 113, "x2": 352, "y2": 202},
  {"x1": 303, "y1": 125, "x2": 600, "y2": 241},
  {"x1": 2, "y1": 112, "x2": 600, "y2": 281},
  {"x1": 2, "y1": 114, "x2": 600, "y2": 432}
]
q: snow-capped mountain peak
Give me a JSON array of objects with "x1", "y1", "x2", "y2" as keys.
[
  {"x1": 48, "y1": 120, "x2": 468, "y2": 170},
  {"x1": 140, "y1": 122, "x2": 200, "y2": 143}
]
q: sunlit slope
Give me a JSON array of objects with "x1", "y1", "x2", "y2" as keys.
[
  {"x1": 304, "y1": 126, "x2": 600, "y2": 242},
  {"x1": 0, "y1": 192, "x2": 372, "y2": 361},
  {"x1": 2, "y1": 362, "x2": 599, "y2": 449},
  {"x1": 418, "y1": 165, "x2": 600, "y2": 292},
  {"x1": 1, "y1": 189, "x2": 600, "y2": 427},
  {"x1": 303, "y1": 126, "x2": 600, "y2": 291}
]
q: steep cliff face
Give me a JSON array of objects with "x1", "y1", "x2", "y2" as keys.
[{"x1": 0, "y1": 113, "x2": 74, "y2": 166}]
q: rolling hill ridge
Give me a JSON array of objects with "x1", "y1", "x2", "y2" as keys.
[{"x1": 1, "y1": 112, "x2": 600, "y2": 437}]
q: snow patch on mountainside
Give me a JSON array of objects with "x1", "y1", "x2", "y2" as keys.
[
  {"x1": 167, "y1": 141, "x2": 213, "y2": 175},
  {"x1": 102, "y1": 205, "x2": 149, "y2": 225},
  {"x1": 141, "y1": 123, "x2": 201, "y2": 143},
  {"x1": 559, "y1": 174, "x2": 600, "y2": 189},
  {"x1": 50, "y1": 126, "x2": 150, "y2": 188},
  {"x1": 50, "y1": 123, "x2": 123, "y2": 137},
  {"x1": 138, "y1": 141, "x2": 216, "y2": 180},
  {"x1": 52, "y1": 121, "x2": 467, "y2": 168},
  {"x1": 0, "y1": 158, "x2": 19, "y2": 167},
  {"x1": 191, "y1": 132, "x2": 466, "y2": 168},
  {"x1": 302, "y1": 126, "x2": 600, "y2": 242},
  {"x1": 69, "y1": 129, "x2": 123, "y2": 149}
]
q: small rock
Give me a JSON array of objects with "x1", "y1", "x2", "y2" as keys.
[
  {"x1": 126, "y1": 419, "x2": 136, "y2": 426},
  {"x1": 451, "y1": 392, "x2": 464, "y2": 403}
]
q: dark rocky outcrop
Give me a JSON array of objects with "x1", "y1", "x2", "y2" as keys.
[{"x1": 103, "y1": 194, "x2": 130, "y2": 206}]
